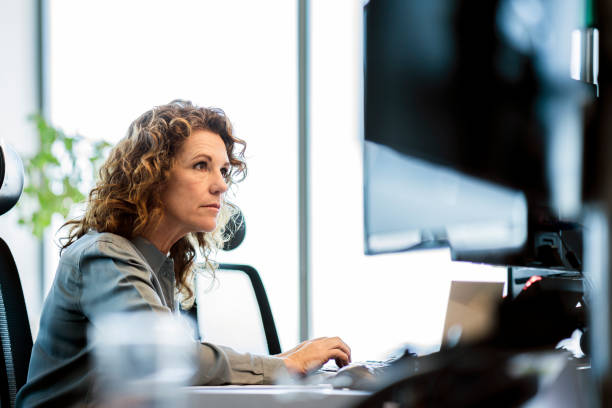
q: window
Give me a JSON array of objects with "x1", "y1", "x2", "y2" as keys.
[{"x1": 47, "y1": 0, "x2": 299, "y2": 348}]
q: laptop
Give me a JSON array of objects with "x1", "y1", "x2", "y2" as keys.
[{"x1": 441, "y1": 280, "x2": 505, "y2": 349}]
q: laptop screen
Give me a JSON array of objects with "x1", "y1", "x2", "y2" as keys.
[{"x1": 441, "y1": 281, "x2": 505, "y2": 348}]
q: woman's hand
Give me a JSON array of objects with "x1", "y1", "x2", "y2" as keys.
[{"x1": 275, "y1": 337, "x2": 351, "y2": 375}]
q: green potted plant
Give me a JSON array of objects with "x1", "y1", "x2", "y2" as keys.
[{"x1": 18, "y1": 114, "x2": 111, "y2": 238}]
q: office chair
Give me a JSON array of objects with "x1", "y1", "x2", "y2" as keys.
[
  {"x1": 193, "y1": 210, "x2": 282, "y2": 355},
  {"x1": 0, "y1": 141, "x2": 33, "y2": 408}
]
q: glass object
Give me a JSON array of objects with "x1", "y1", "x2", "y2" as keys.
[{"x1": 89, "y1": 312, "x2": 198, "y2": 407}]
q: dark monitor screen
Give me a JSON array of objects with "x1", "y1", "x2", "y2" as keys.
[{"x1": 363, "y1": 0, "x2": 585, "y2": 270}]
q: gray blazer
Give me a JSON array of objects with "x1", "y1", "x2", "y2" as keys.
[{"x1": 16, "y1": 231, "x2": 286, "y2": 407}]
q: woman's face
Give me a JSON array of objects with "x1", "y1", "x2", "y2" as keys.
[{"x1": 161, "y1": 129, "x2": 230, "y2": 235}]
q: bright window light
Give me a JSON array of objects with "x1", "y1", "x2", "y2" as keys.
[{"x1": 47, "y1": 0, "x2": 299, "y2": 349}]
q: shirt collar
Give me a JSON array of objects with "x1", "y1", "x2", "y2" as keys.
[{"x1": 130, "y1": 236, "x2": 173, "y2": 277}]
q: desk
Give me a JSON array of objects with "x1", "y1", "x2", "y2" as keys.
[
  {"x1": 183, "y1": 385, "x2": 370, "y2": 408},
  {"x1": 182, "y1": 354, "x2": 590, "y2": 407}
]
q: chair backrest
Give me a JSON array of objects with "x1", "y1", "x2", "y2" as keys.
[
  {"x1": 195, "y1": 264, "x2": 281, "y2": 355},
  {"x1": 0, "y1": 239, "x2": 32, "y2": 407},
  {"x1": 193, "y1": 210, "x2": 281, "y2": 355},
  {"x1": 0, "y1": 141, "x2": 32, "y2": 408}
]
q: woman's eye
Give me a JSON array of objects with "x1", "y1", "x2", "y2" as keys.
[
  {"x1": 221, "y1": 167, "x2": 229, "y2": 178},
  {"x1": 194, "y1": 161, "x2": 208, "y2": 170}
]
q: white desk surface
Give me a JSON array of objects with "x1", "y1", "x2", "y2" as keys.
[{"x1": 183, "y1": 384, "x2": 370, "y2": 408}]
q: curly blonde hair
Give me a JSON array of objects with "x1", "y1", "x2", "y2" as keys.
[{"x1": 61, "y1": 100, "x2": 246, "y2": 305}]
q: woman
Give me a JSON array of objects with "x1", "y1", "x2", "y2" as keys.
[{"x1": 17, "y1": 100, "x2": 351, "y2": 407}]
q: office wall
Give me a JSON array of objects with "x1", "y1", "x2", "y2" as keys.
[{"x1": 0, "y1": 0, "x2": 43, "y2": 337}]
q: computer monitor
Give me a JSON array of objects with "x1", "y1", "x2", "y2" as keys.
[{"x1": 363, "y1": 0, "x2": 586, "y2": 270}]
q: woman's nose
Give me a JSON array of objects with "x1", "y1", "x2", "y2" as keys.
[{"x1": 211, "y1": 171, "x2": 228, "y2": 194}]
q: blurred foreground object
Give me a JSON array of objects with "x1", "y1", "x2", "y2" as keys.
[
  {"x1": 363, "y1": 0, "x2": 589, "y2": 269},
  {"x1": 90, "y1": 312, "x2": 198, "y2": 407}
]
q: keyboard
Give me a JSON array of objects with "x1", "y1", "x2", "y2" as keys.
[{"x1": 312, "y1": 352, "x2": 417, "y2": 390}]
